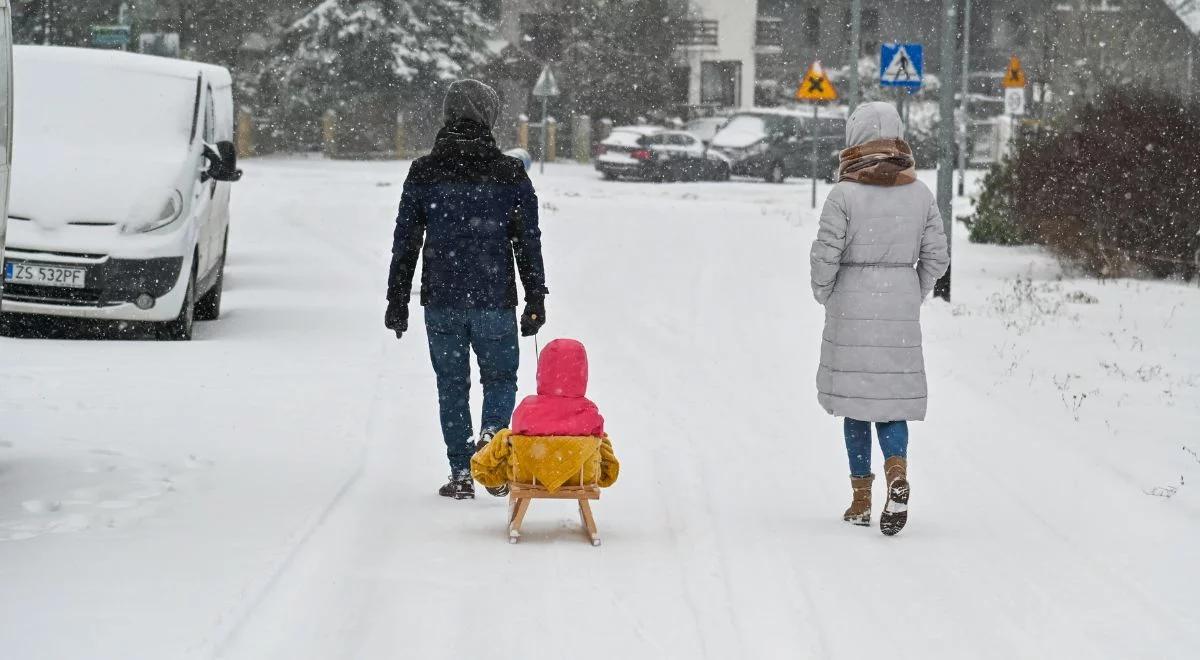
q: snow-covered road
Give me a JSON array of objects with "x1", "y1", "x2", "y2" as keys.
[{"x1": 2, "y1": 158, "x2": 1197, "y2": 659}]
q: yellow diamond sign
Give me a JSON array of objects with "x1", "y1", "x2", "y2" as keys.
[
  {"x1": 796, "y1": 61, "x2": 838, "y2": 102},
  {"x1": 1003, "y1": 56, "x2": 1026, "y2": 89}
]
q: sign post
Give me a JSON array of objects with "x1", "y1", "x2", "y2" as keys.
[
  {"x1": 1002, "y1": 56, "x2": 1026, "y2": 153},
  {"x1": 532, "y1": 64, "x2": 560, "y2": 175},
  {"x1": 935, "y1": 0, "x2": 957, "y2": 302},
  {"x1": 796, "y1": 61, "x2": 838, "y2": 209},
  {"x1": 1003, "y1": 58, "x2": 1027, "y2": 117},
  {"x1": 957, "y1": 0, "x2": 972, "y2": 197}
]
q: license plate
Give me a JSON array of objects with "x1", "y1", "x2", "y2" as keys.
[{"x1": 4, "y1": 262, "x2": 88, "y2": 289}]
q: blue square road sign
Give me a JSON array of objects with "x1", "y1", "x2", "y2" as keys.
[{"x1": 880, "y1": 43, "x2": 923, "y2": 90}]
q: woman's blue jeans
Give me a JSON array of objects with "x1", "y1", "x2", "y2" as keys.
[{"x1": 844, "y1": 418, "x2": 908, "y2": 478}]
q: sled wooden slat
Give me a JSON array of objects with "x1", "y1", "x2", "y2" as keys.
[{"x1": 509, "y1": 484, "x2": 600, "y2": 500}]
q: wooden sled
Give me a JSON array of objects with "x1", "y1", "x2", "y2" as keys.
[{"x1": 507, "y1": 482, "x2": 601, "y2": 547}]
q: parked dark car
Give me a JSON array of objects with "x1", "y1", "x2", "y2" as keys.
[
  {"x1": 710, "y1": 109, "x2": 846, "y2": 183},
  {"x1": 596, "y1": 127, "x2": 731, "y2": 182}
]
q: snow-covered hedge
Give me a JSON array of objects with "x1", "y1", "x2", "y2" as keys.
[{"x1": 969, "y1": 88, "x2": 1200, "y2": 280}]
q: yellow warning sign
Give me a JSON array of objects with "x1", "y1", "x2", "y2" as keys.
[
  {"x1": 796, "y1": 61, "x2": 838, "y2": 102},
  {"x1": 1003, "y1": 56, "x2": 1026, "y2": 89}
]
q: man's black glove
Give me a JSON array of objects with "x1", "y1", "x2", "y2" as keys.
[
  {"x1": 520, "y1": 297, "x2": 546, "y2": 337},
  {"x1": 384, "y1": 300, "x2": 408, "y2": 339}
]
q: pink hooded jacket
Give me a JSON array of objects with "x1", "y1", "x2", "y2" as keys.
[{"x1": 511, "y1": 339, "x2": 605, "y2": 436}]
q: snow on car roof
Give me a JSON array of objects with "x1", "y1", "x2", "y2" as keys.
[
  {"x1": 735, "y1": 105, "x2": 848, "y2": 119},
  {"x1": 14, "y1": 45, "x2": 233, "y2": 88},
  {"x1": 609, "y1": 125, "x2": 665, "y2": 135}
]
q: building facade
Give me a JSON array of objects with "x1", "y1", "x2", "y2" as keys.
[{"x1": 679, "y1": 0, "x2": 759, "y2": 111}]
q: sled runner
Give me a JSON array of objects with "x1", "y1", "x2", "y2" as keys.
[{"x1": 507, "y1": 482, "x2": 601, "y2": 547}]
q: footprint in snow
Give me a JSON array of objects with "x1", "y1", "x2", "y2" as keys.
[{"x1": 21, "y1": 500, "x2": 62, "y2": 514}]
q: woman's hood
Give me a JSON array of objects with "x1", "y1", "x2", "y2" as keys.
[
  {"x1": 845, "y1": 102, "x2": 905, "y2": 148},
  {"x1": 537, "y1": 338, "x2": 589, "y2": 397}
]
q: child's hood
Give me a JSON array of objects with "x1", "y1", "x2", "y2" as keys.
[{"x1": 537, "y1": 338, "x2": 589, "y2": 398}]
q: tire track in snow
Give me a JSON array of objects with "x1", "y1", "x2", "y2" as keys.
[
  {"x1": 202, "y1": 197, "x2": 391, "y2": 658},
  {"x1": 203, "y1": 346, "x2": 385, "y2": 658}
]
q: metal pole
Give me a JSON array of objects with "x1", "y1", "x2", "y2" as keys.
[
  {"x1": 957, "y1": 0, "x2": 972, "y2": 197},
  {"x1": 848, "y1": 0, "x2": 862, "y2": 112},
  {"x1": 1188, "y1": 43, "x2": 1194, "y2": 101},
  {"x1": 811, "y1": 103, "x2": 819, "y2": 209},
  {"x1": 539, "y1": 96, "x2": 548, "y2": 175},
  {"x1": 934, "y1": 0, "x2": 957, "y2": 302}
]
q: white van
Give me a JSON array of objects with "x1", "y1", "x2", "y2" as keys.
[{"x1": 3, "y1": 46, "x2": 241, "y2": 340}]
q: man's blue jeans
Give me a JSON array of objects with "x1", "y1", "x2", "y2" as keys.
[
  {"x1": 425, "y1": 307, "x2": 519, "y2": 474},
  {"x1": 844, "y1": 418, "x2": 908, "y2": 478}
]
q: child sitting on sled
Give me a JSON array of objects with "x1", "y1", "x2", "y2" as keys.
[{"x1": 472, "y1": 338, "x2": 619, "y2": 497}]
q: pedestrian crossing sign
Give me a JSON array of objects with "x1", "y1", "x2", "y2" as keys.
[
  {"x1": 796, "y1": 61, "x2": 838, "y2": 102},
  {"x1": 1003, "y1": 56, "x2": 1026, "y2": 89},
  {"x1": 880, "y1": 43, "x2": 924, "y2": 90}
]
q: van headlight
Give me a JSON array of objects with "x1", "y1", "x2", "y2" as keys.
[{"x1": 140, "y1": 190, "x2": 184, "y2": 232}]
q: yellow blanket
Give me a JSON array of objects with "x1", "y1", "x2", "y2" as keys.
[{"x1": 471, "y1": 429, "x2": 619, "y2": 493}]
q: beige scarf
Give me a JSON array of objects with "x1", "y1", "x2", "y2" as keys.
[{"x1": 838, "y1": 138, "x2": 917, "y2": 186}]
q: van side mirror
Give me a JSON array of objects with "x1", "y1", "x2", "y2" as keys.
[{"x1": 201, "y1": 141, "x2": 243, "y2": 183}]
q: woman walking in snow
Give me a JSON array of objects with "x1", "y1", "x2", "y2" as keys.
[{"x1": 810, "y1": 102, "x2": 950, "y2": 536}]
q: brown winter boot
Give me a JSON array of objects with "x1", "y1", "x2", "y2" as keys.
[
  {"x1": 843, "y1": 474, "x2": 874, "y2": 526},
  {"x1": 880, "y1": 457, "x2": 909, "y2": 536}
]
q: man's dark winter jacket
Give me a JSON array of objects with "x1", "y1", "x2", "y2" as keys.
[{"x1": 388, "y1": 120, "x2": 547, "y2": 310}]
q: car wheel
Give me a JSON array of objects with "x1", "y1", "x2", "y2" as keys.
[
  {"x1": 765, "y1": 162, "x2": 786, "y2": 184},
  {"x1": 195, "y1": 232, "x2": 227, "y2": 321},
  {"x1": 156, "y1": 262, "x2": 196, "y2": 341},
  {"x1": 601, "y1": 171, "x2": 617, "y2": 181}
]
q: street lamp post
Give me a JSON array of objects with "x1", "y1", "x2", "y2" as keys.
[
  {"x1": 957, "y1": 0, "x2": 972, "y2": 197},
  {"x1": 848, "y1": 0, "x2": 862, "y2": 112},
  {"x1": 42, "y1": 0, "x2": 51, "y2": 45},
  {"x1": 934, "y1": 0, "x2": 957, "y2": 302}
]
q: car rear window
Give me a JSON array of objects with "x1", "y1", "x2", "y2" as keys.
[{"x1": 603, "y1": 130, "x2": 648, "y2": 148}]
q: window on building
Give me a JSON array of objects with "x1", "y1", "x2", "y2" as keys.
[
  {"x1": 993, "y1": 11, "x2": 1028, "y2": 49},
  {"x1": 862, "y1": 9, "x2": 880, "y2": 54},
  {"x1": 805, "y1": 7, "x2": 821, "y2": 46},
  {"x1": 844, "y1": 8, "x2": 880, "y2": 56},
  {"x1": 477, "y1": 0, "x2": 501, "y2": 22},
  {"x1": 701, "y1": 61, "x2": 742, "y2": 107},
  {"x1": 670, "y1": 67, "x2": 691, "y2": 106},
  {"x1": 520, "y1": 13, "x2": 563, "y2": 60}
]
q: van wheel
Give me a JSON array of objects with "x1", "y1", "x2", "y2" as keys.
[
  {"x1": 156, "y1": 265, "x2": 196, "y2": 341},
  {"x1": 195, "y1": 233, "x2": 227, "y2": 321},
  {"x1": 765, "y1": 162, "x2": 786, "y2": 184}
]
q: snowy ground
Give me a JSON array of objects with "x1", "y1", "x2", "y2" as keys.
[{"x1": 1, "y1": 157, "x2": 1197, "y2": 659}]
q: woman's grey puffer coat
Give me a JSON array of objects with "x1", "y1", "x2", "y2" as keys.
[{"x1": 810, "y1": 103, "x2": 950, "y2": 422}]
